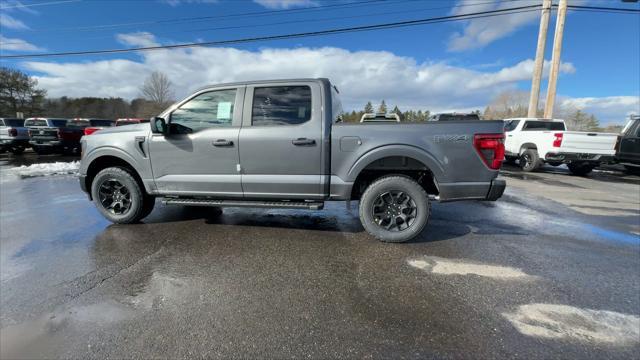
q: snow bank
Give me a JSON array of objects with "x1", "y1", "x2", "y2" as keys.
[{"x1": 3, "y1": 161, "x2": 80, "y2": 179}]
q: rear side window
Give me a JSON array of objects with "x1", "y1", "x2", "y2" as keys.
[
  {"x1": 252, "y1": 86, "x2": 312, "y2": 126},
  {"x1": 523, "y1": 121, "x2": 565, "y2": 131},
  {"x1": 504, "y1": 120, "x2": 520, "y2": 132}
]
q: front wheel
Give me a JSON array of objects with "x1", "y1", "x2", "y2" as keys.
[
  {"x1": 568, "y1": 162, "x2": 595, "y2": 176},
  {"x1": 359, "y1": 175, "x2": 430, "y2": 243},
  {"x1": 91, "y1": 166, "x2": 151, "y2": 224}
]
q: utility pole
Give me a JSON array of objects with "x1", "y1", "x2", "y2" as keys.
[
  {"x1": 544, "y1": 0, "x2": 568, "y2": 118},
  {"x1": 527, "y1": 0, "x2": 552, "y2": 118}
]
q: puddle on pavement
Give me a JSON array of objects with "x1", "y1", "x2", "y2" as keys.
[
  {"x1": 0, "y1": 301, "x2": 133, "y2": 359},
  {"x1": 503, "y1": 303, "x2": 640, "y2": 346},
  {"x1": 407, "y1": 256, "x2": 535, "y2": 280}
]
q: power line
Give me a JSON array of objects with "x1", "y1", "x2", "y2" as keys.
[
  {"x1": 23, "y1": 0, "x2": 401, "y2": 33},
  {"x1": 0, "y1": 5, "x2": 542, "y2": 59},
  {"x1": 0, "y1": 0, "x2": 515, "y2": 45},
  {"x1": 0, "y1": 0, "x2": 80, "y2": 10},
  {"x1": 565, "y1": 5, "x2": 640, "y2": 13}
]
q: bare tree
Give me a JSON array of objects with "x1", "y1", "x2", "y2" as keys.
[
  {"x1": 483, "y1": 90, "x2": 533, "y2": 120},
  {"x1": 140, "y1": 71, "x2": 174, "y2": 105}
]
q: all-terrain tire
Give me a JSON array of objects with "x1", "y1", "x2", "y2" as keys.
[
  {"x1": 91, "y1": 166, "x2": 150, "y2": 224},
  {"x1": 568, "y1": 162, "x2": 595, "y2": 176},
  {"x1": 359, "y1": 175, "x2": 430, "y2": 243},
  {"x1": 520, "y1": 149, "x2": 541, "y2": 172},
  {"x1": 624, "y1": 165, "x2": 640, "y2": 175}
]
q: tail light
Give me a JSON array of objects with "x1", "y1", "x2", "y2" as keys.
[
  {"x1": 28, "y1": 130, "x2": 32, "y2": 137},
  {"x1": 8, "y1": 128, "x2": 18, "y2": 137},
  {"x1": 84, "y1": 127, "x2": 100, "y2": 135},
  {"x1": 57, "y1": 128, "x2": 62, "y2": 137},
  {"x1": 553, "y1": 132, "x2": 563, "y2": 148},
  {"x1": 473, "y1": 133, "x2": 505, "y2": 170},
  {"x1": 614, "y1": 135, "x2": 621, "y2": 151}
]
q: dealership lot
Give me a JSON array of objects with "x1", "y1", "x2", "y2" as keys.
[{"x1": 1, "y1": 153, "x2": 639, "y2": 359}]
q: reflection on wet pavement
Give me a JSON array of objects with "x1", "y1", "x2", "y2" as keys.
[{"x1": 1, "y1": 154, "x2": 639, "y2": 359}]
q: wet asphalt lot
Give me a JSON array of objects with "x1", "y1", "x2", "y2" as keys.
[{"x1": 1, "y1": 152, "x2": 639, "y2": 359}]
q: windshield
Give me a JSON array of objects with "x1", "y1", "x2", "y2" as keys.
[
  {"x1": 67, "y1": 120, "x2": 90, "y2": 128},
  {"x1": 90, "y1": 120, "x2": 114, "y2": 127}
]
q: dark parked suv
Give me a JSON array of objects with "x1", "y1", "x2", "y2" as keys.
[{"x1": 616, "y1": 115, "x2": 640, "y2": 174}]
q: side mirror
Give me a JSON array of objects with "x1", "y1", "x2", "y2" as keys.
[{"x1": 151, "y1": 116, "x2": 167, "y2": 134}]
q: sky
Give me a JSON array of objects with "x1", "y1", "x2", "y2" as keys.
[{"x1": 0, "y1": 0, "x2": 639, "y2": 125}]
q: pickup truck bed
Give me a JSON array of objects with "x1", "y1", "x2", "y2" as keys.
[{"x1": 79, "y1": 78, "x2": 506, "y2": 243}]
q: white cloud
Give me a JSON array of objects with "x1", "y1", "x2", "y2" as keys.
[
  {"x1": 448, "y1": 0, "x2": 540, "y2": 52},
  {"x1": 253, "y1": 0, "x2": 317, "y2": 10},
  {"x1": 116, "y1": 32, "x2": 159, "y2": 48},
  {"x1": 0, "y1": 13, "x2": 29, "y2": 29},
  {"x1": 0, "y1": 35, "x2": 43, "y2": 51},
  {"x1": 21, "y1": 46, "x2": 582, "y2": 113},
  {"x1": 560, "y1": 96, "x2": 640, "y2": 125}
]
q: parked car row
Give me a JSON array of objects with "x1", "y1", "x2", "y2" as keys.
[{"x1": 0, "y1": 117, "x2": 149, "y2": 155}]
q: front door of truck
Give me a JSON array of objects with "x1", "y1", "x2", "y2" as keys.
[
  {"x1": 238, "y1": 83, "x2": 324, "y2": 199},
  {"x1": 149, "y1": 86, "x2": 245, "y2": 197}
]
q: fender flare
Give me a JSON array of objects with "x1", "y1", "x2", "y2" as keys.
[
  {"x1": 519, "y1": 142, "x2": 538, "y2": 155},
  {"x1": 346, "y1": 144, "x2": 445, "y2": 183},
  {"x1": 82, "y1": 146, "x2": 152, "y2": 192}
]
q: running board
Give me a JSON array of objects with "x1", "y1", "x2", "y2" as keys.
[{"x1": 162, "y1": 198, "x2": 324, "y2": 210}]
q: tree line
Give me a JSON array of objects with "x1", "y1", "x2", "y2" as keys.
[
  {"x1": 0, "y1": 66, "x2": 619, "y2": 132},
  {"x1": 0, "y1": 67, "x2": 173, "y2": 119}
]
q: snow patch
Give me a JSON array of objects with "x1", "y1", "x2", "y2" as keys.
[
  {"x1": 3, "y1": 161, "x2": 80, "y2": 179},
  {"x1": 503, "y1": 303, "x2": 640, "y2": 345},
  {"x1": 408, "y1": 256, "x2": 534, "y2": 280}
]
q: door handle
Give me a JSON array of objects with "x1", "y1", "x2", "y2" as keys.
[
  {"x1": 213, "y1": 139, "x2": 234, "y2": 147},
  {"x1": 292, "y1": 138, "x2": 316, "y2": 146}
]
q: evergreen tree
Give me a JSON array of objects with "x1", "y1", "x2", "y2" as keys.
[
  {"x1": 378, "y1": 100, "x2": 387, "y2": 113},
  {"x1": 364, "y1": 101, "x2": 374, "y2": 114}
]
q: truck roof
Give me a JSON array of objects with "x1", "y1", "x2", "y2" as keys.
[{"x1": 195, "y1": 78, "x2": 330, "y2": 92}]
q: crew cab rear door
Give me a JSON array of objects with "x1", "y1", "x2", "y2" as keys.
[
  {"x1": 238, "y1": 82, "x2": 324, "y2": 199},
  {"x1": 149, "y1": 86, "x2": 245, "y2": 197}
]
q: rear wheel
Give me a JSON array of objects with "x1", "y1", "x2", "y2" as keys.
[
  {"x1": 519, "y1": 149, "x2": 540, "y2": 172},
  {"x1": 568, "y1": 162, "x2": 595, "y2": 176},
  {"x1": 359, "y1": 175, "x2": 430, "y2": 243},
  {"x1": 91, "y1": 166, "x2": 150, "y2": 224}
]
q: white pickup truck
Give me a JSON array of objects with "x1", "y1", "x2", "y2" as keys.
[{"x1": 504, "y1": 118, "x2": 618, "y2": 175}]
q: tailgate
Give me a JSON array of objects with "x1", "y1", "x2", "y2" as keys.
[
  {"x1": 29, "y1": 127, "x2": 59, "y2": 141},
  {"x1": 560, "y1": 132, "x2": 618, "y2": 155}
]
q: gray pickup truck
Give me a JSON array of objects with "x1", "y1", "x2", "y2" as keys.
[{"x1": 79, "y1": 78, "x2": 506, "y2": 242}]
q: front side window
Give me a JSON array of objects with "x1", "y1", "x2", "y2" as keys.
[
  {"x1": 25, "y1": 119, "x2": 47, "y2": 127},
  {"x1": 252, "y1": 86, "x2": 312, "y2": 126},
  {"x1": 171, "y1": 89, "x2": 237, "y2": 132}
]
